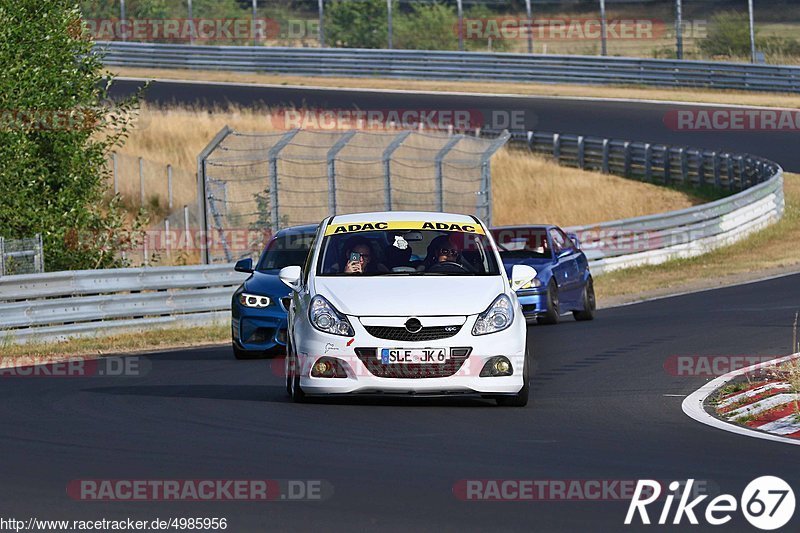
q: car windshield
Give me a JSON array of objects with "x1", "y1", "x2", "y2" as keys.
[
  {"x1": 256, "y1": 232, "x2": 315, "y2": 272},
  {"x1": 317, "y1": 223, "x2": 500, "y2": 276},
  {"x1": 491, "y1": 228, "x2": 552, "y2": 259}
]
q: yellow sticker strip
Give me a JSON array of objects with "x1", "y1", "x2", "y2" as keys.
[{"x1": 324, "y1": 220, "x2": 485, "y2": 236}]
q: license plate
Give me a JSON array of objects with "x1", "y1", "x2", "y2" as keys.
[{"x1": 380, "y1": 348, "x2": 449, "y2": 364}]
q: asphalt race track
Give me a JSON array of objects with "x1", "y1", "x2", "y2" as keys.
[
  {"x1": 2, "y1": 274, "x2": 799, "y2": 531},
  {"x1": 111, "y1": 78, "x2": 800, "y2": 172}
]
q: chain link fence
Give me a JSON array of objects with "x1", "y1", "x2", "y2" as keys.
[
  {"x1": 0, "y1": 235, "x2": 44, "y2": 276},
  {"x1": 199, "y1": 128, "x2": 509, "y2": 264}
]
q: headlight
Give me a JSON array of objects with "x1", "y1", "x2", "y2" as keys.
[
  {"x1": 239, "y1": 292, "x2": 271, "y2": 308},
  {"x1": 309, "y1": 295, "x2": 354, "y2": 336},
  {"x1": 472, "y1": 294, "x2": 514, "y2": 335},
  {"x1": 518, "y1": 278, "x2": 542, "y2": 290}
]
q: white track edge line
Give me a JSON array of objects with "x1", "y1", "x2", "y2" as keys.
[{"x1": 682, "y1": 352, "x2": 800, "y2": 446}]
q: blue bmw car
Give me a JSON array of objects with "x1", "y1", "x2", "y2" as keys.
[
  {"x1": 231, "y1": 224, "x2": 318, "y2": 359},
  {"x1": 491, "y1": 225, "x2": 595, "y2": 325}
]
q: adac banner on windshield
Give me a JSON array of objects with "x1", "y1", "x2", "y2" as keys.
[{"x1": 324, "y1": 221, "x2": 485, "y2": 236}]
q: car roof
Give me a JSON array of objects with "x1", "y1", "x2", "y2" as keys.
[
  {"x1": 491, "y1": 224, "x2": 552, "y2": 231},
  {"x1": 275, "y1": 223, "x2": 319, "y2": 237},
  {"x1": 329, "y1": 211, "x2": 479, "y2": 224}
]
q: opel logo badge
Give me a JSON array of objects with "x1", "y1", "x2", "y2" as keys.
[{"x1": 404, "y1": 318, "x2": 423, "y2": 334}]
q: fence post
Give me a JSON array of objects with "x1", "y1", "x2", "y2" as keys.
[
  {"x1": 577, "y1": 135, "x2": 585, "y2": 169},
  {"x1": 112, "y1": 152, "x2": 119, "y2": 195},
  {"x1": 435, "y1": 135, "x2": 463, "y2": 212},
  {"x1": 167, "y1": 164, "x2": 173, "y2": 211},
  {"x1": 327, "y1": 131, "x2": 357, "y2": 217},
  {"x1": 553, "y1": 133, "x2": 561, "y2": 162},
  {"x1": 0, "y1": 237, "x2": 5, "y2": 276},
  {"x1": 479, "y1": 130, "x2": 511, "y2": 226},
  {"x1": 197, "y1": 126, "x2": 233, "y2": 264},
  {"x1": 623, "y1": 141, "x2": 632, "y2": 178},
  {"x1": 601, "y1": 138, "x2": 610, "y2": 174},
  {"x1": 139, "y1": 156, "x2": 145, "y2": 206},
  {"x1": 726, "y1": 154, "x2": 735, "y2": 191},
  {"x1": 382, "y1": 130, "x2": 412, "y2": 211},
  {"x1": 34, "y1": 233, "x2": 44, "y2": 273},
  {"x1": 184, "y1": 205, "x2": 190, "y2": 253},
  {"x1": 165, "y1": 219, "x2": 171, "y2": 260},
  {"x1": 527, "y1": 130, "x2": 534, "y2": 151},
  {"x1": 663, "y1": 147, "x2": 671, "y2": 184},
  {"x1": 268, "y1": 129, "x2": 300, "y2": 231},
  {"x1": 712, "y1": 152, "x2": 721, "y2": 188},
  {"x1": 644, "y1": 143, "x2": 652, "y2": 182},
  {"x1": 738, "y1": 156, "x2": 746, "y2": 190}
]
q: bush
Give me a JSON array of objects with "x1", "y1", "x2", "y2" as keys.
[
  {"x1": 699, "y1": 11, "x2": 753, "y2": 57},
  {"x1": 0, "y1": 0, "x2": 141, "y2": 271},
  {"x1": 325, "y1": 0, "x2": 391, "y2": 49}
]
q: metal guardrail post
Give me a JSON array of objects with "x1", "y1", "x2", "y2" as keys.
[
  {"x1": 382, "y1": 130, "x2": 412, "y2": 211},
  {"x1": 0, "y1": 237, "x2": 5, "y2": 276},
  {"x1": 34, "y1": 234, "x2": 43, "y2": 274},
  {"x1": 623, "y1": 142, "x2": 632, "y2": 178},
  {"x1": 268, "y1": 129, "x2": 300, "y2": 231},
  {"x1": 553, "y1": 133, "x2": 561, "y2": 162},
  {"x1": 435, "y1": 135, "x2": 463, "y2": 212},
  {"x1": 696, "y1": 151, "x2": 705, "y2": 186},
  {"x1": 527, "y1": 131, "x2": 535, "y2": 151},
  {"x1": 679, "y1": 148, "x2": 689, "y2": 184},
  {"x1": 478, "y1": 131, "x2": 511, "y2": 225},
  {"x1": 577, "y1": 136, "x2": 585, "y2": 169},
  {"x1": 197, "y1": 126, "x2": 233, "y2": 265},
  {"x1": 713, "y1": 153, "x2": 721, "y2": 188},
  {"x1": 738, "y1": 156, "x2": 747, "y2": 190},
  {"x1": 726, "y1": 155, "x2": 735, "y2": 191},
  {"x1": 601, "y1": 139, "x2": 610, "y2": 174},
  {"x1": 663, "y1": 147, "x2": 672, "y2": 184},
  {"x1": 326, "y1": 131, "x2": 357, "y2": 217},
  {"x1": 644, "y1": 144, "x2": 652, "y2": 182}
]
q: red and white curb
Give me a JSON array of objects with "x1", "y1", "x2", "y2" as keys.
[{"x1": 682, "y1": 352, "x2": 800, "y2": 446}]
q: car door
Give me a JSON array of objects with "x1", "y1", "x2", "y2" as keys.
[{"x1": 549, "y1": 228, "x2": 581, "y2": 302}]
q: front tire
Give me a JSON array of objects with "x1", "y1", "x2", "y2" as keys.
[
  {"x1": 537, "y1": 281, "x2": 559, "y2": 325},
  {"x1": 287, "y1": 352, "x2": 306, "y2": 403},
  {"x1": 573, "y1": 276, "x2": 596, "y2": 321},
  {"x1": 496, "y1": 350, "x2": 531, "y2": 407}
]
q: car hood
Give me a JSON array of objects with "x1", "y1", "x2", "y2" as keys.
[
  {"x1": 243, "y1": 270, "x2": 292, "y2": 297},
  {"x1": 314, "y1": 276, "x2": 506, "y2": 316},
  {"x1": 501, "y1": 257, "x2": 553, "y2": 277}
]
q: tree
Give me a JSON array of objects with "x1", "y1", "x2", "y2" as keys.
[
  {"x1": 325, "y1": 0, "x2": 392, "y2": 49},
  {"x1": 0, "y1": 0, "x2": 141, "y2": 271}
]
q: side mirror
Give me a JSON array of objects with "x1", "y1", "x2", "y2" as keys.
[
  {"x1": 566, "y1": 232, "x2": 581, "y2": 249},
  {"x1": 234, "y1": 257, "x2": 253, "y2": 273},
  {"x1": 279, "y1": 265, "x2": 303, "y2": 292},
  {"x1": 510, "y1": 264, "x2": 538, "y2": 292}
]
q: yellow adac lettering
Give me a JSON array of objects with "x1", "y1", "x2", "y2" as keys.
[
  {"x1": 462, "y1": 225, "x2": 475, "y2": 233},
  {"x1": 347, "y1": 224, "x2": 362, "y2": 232},
  {"x1": 375, "y1": 222, "x2": 388, "y2": 230},
  {"x1": 422, "y1": 222, "x2": 436, "y2": 230},
  {"x1": 333, "y1": 226, "x2": 349, "y2": 234}
]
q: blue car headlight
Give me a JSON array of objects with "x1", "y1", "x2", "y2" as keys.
[
  {"x1": 239, "y1": 292, "x2": 271, "y2": 309},
  {"x1": 472, "y1": 294, "x2": 514, "y2": 335}
]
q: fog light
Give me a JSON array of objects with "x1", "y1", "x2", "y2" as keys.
[
  {"x1": 495, "y1": 359, "x2": 510, "y2": 374},
  {"x1": 480, "y1": 356, "x2": 513, "y2": 377},
  {"x1": 314, "y1": 361, "x2": 331, "y2": 375},
  {"x1": 310, "y1": 357, "x2": 348, "y2": 378}
]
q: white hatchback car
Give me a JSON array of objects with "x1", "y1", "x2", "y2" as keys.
[{"x1": 279, "y1": 212, "x2": 536, "y2": 406}]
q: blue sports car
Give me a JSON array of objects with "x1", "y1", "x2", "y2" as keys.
[
  {"x1": 231, "y1": 224, "x2": 318, "y2": 359},
  {"x1": 491, "y1": 225, "x2": 595, "y2": 325}
]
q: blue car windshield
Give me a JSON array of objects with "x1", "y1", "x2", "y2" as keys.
[
  {"x1": 256, "y1": 233, "x2": 315, "y2": 272},
  {"x1": 491, "y1": 228, "x2": 552, "y2": 259},
  {"x1": 316, "y1": 226, "x2": 501, "y2": 276}
]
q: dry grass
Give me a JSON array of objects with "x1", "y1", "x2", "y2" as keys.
[
  {"x1": 0, "y1": 324, "x2": 228, "y2": 360},
  {"x1": 595, "y1": 172, "x2": 800, "y2": 302},
  {"x1": 490, "y1": 148, "x2": 699, "y2": 226},
  {"x1": 113, "y1": 67, "x2": 800, "y2": 110},
  {"x1": 117, "y1": 104, "x2": 701, "y2": 235}
]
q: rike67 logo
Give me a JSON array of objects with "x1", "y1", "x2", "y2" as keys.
[{"x1": 626, "y1": 477, "x2": 795, "y2": 530}]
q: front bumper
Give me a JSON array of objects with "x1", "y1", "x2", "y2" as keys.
[
  {"x1": 516, "y1": 288, "x2": 548, "y2": 318},
  {"x1": 232, "y1": 305, "x2": 288, "y2": 353},
  {"x1": 294, "y1": 314, "x2": 526, "y2": 395}
]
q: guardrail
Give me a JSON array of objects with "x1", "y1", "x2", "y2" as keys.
[
  {"x1": 0, "y1": 126, "x2": 784, "y2": 345},
  {"x1": 97, "y1": 41, "x2": 800, "y2": 93}
]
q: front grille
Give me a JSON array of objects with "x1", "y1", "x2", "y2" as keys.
[
  {"x1": 363, "y1": 324, "x2": 462, "y2": 342},
  {"x1": 355, "y1": 347, "x2": 472, "y2": 378}
]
